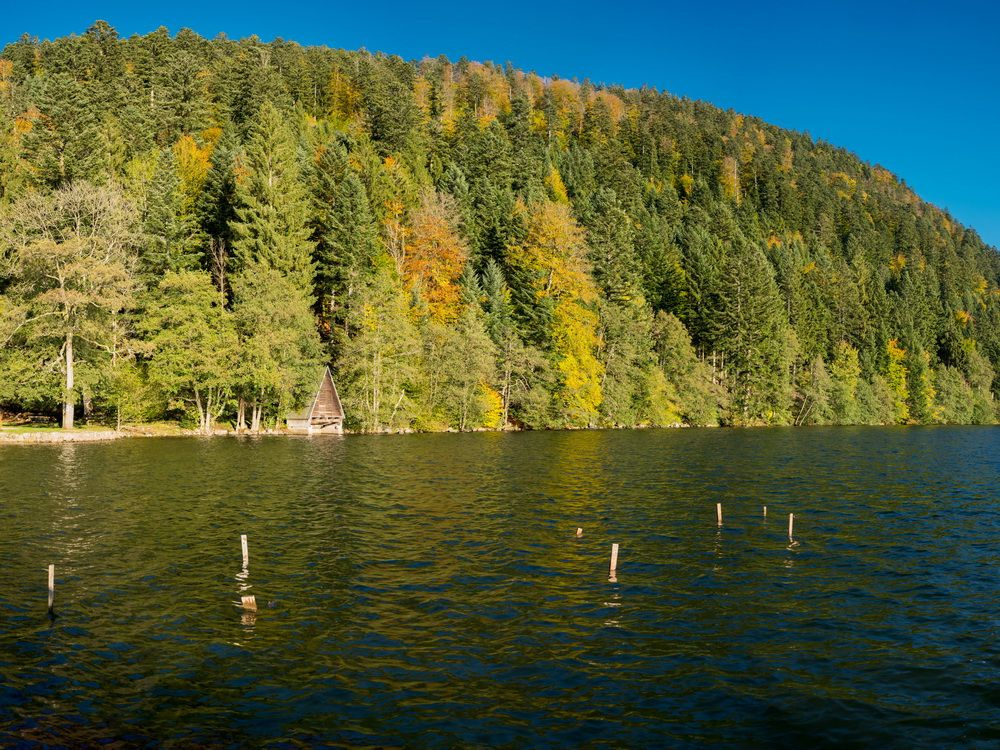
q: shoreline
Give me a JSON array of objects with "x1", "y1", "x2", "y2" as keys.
[
  {"x1": 0, "y1": 421, "x2": 990, "y2": 444},
  {"x1": 0, "y1": 429, "x2": 124, "y2": 443},
  {"x1": 0, "y1": 422, "x2": 689, "y2": 443}
]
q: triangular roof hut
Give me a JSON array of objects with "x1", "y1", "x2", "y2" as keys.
[{"x1": 287, "y1": 367, "x2": 345, "y2": 435}]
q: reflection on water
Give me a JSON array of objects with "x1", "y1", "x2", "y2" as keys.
[{"x1": 1, "y1": 427, "x2": 1000, "y2": 746}]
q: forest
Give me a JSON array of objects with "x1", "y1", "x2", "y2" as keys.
[{"x1": 1, "y1": 22, "x2": 998, "y2": 433}]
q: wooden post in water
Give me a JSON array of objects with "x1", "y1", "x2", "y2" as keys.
[
  {"x1": 788, "y1": 513, "x2": 795, "y2": 539},
  {"x1": 47, "y1": 564, "x2": 54, "y2": 613},
  {"x1": 609, "y1": 543, "x2": 620, "y2": 582},
  {"x1": 716, "y1": 503, "x2": 723, "y2": 525},
  {"x1": 763, "y1": 505, "x2": 767, "y2": 517},
  {"x1": 576, "y1": 527, "x2": 583, "y2": 537},
  {"x1": 238, "y1": 535, "x2": 255, "y2": 611}
]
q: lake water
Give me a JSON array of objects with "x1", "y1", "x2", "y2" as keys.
[{"x1": 1, "y1": 427, "x2": 999, "y2": 746}]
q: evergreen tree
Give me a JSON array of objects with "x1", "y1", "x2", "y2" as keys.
[
  {"x1": 711, "y1": 242, "x2": 791, "y2": 425},
  {"x1": 316, "y1": 171, "x2": 381, "y2": 330},
  {"x1": 22, "y1": 73, "x2": 101, "y2": 188},
  {"x1": 231, "y1": 101, "x2": 315, "y2": 292},
  {"x1": 196, "y1": 129, "x2": 240, "y2": 296},
  {"x1": 142, "y1": 147, "x2": 202, "y2": 275}
]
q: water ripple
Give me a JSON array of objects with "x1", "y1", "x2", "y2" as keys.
[{"x1": 1, "y1": 427, "x2": 999, "y2": 745}]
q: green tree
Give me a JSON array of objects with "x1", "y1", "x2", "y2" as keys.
[
  {"x1": 197, "y1": 129, "x2": 240, "y2": 296},
  {"x1": 652, "y1": 310, "x2": 721, "y2": 425},
  {"x1": 139, "y1": 271, "x2": 238, "y2": 434},
  {"x1": 482, "y1": 258, "x2": 551, "y2": 427},
  {"x1": 142, "y1": 147, "x2": 202, "y2": 276},
  {"x1": 231, "y1": 264, "x2": 323, "y2": 432},
  {"x1": 338, "y1": 265, "x2": 421, "y2": 432},
  {"x1": 2, "y1": 182, "x2": 141, "y2": 428},
  {"x1": 828, "y1": 341, "x2": 861, "y2": 424},
  {"x1": 419, "y1": 286, "x2": 497, "y2": 430},
  {"x1": 906, "y1": 347, "x2": 937, "y2": 423},
  {"x1": 22, "y1": 73, "x2": 101, "y2": 188},
  {"x1": 585, "y1": 189, "x2": 642, "y2": 303},
  {"x1": 231, "y1": 101, "x2": 315, "y2": 292},
  {"x1": 598, "y1": 300, "x2": 678, "y2": 426},
  {"x1": 711, "y1": 242, "x2": 791, "y2": 425}
]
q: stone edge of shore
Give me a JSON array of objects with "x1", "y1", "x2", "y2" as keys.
[{"x1": 0, "y1": 430, "x2": 124, "y2": 443}]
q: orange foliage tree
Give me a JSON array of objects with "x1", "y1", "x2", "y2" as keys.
[{"x1": 404, "y1": 190, "x2": 469, "y2": 321}]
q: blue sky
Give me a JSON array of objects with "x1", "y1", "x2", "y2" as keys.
[{"x1": 4, "y1": 0, "x2": 999, "y2": 248}]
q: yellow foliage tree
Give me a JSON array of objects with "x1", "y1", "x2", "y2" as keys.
[
  {"x1": 886, "y1": 338, "x2": 910, "y2": 423},
  {"x1": 507, "y1": 201, "x2": 603, "y2": 424},
  {"x1": 413, "y1": 75, "x2": 432, "y2": 120},
  {"x1": 464, "y1": 62, "x2": 511, "y2": 127},
  {"x1": 544, "y1": 165, "x2": 569, "y2": 204},
  {"x1": 173, "y1": 134, "x2": 213, "y2": 213},
  {"x1": 589, "y1": 90, "x2": 625, "y2": 124},
  {"x1": 720, "y1": 155, "x2": 741, "y2": 204},
  {"x1": 679, "y1": 173, "x2": 694, "y2": 198},
  {"x1": 508, "y1": 201, "x2": 595, "y2": 302},
  {"x1": 547, "y1": 79, "x2": 584, "y2": 143},
  {"x1": 327, "y1": 70, "x2": 360, "y2": 123},
  {"x1": 552, "y1": 300, "x2": 603, "y2": 424},
  {"x1": 480, "y1": 383, "x2": 504, "y2": 429}
]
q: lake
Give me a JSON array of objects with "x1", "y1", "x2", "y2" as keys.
[{"x1": 1, "y1": 427, "x2": 999, "y2": 746}]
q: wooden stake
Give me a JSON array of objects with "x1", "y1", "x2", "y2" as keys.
[
  {"x1": 47, "y1": 564, "x2": 54, "y2": 612},
  {"x1": 716, "y1": 502, "x2": 723, "y2": 525},
  {"x1": 609, "y1": 543, "x2": 619, "y2": 581},
  {"x1": 241, "y1": 595, "x2": 257, "y2": 611},
  {"x1": 788, "y1": 513, "x2": 795, "y2": 539},
  {"x1": 763, "y1": 505, "x2": 767, "y2": 517},
  {"x1": 575, "y1": 527, "x2": 583, "y2": 537},
  {"x1": 240, "y1": 534, "x2": 249, "y2": 567}
]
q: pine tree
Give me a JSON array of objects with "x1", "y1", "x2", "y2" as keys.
[
  {"x1": 316, "y1": 171, "x2": 381, "y2": 328},
  {"x1": 22, "y1": 73, "x2": 101, "y2": 188},
  {"x1": 231, "y1": 101, "x2": 315, "y2": 293},
  {"x1": 711, "y1": 242, "x2": 791, "y2": 425},
  {"x1": 196, "y1": 129, "x2": 240, "y2": 296},
  {"x1": 585, "y1": 189, "x2": 642, "y2": 302},
  {"x1": 142, "y1": 147, "x2": 202, "y2": 276}
]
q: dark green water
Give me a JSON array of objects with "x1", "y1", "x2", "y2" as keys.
[{"x1": 1, "y1": 427, "x2": 999, "y2": 747}]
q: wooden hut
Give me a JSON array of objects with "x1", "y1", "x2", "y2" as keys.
[{"x1": 287, "y1": 367, "x2": 345, "y2": 435}]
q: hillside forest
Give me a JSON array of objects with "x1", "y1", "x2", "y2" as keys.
[{"x1": 1, "y1": 23, "x2": 998, "y2": 433}]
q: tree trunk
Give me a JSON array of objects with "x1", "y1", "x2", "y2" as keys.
[
  {"x1": 195, "y1": 389, "x2": 211, "y2": 435},
  {"x1": 62, "y1": 331, "x2": 75, "y2": 429},
  {"x1": 237, "y1": 398, "x2": 247, "y2": 433},
  {"x1": 203, "y1": 397, "x2": 212, "y2": 434},
  {"x1": 501, "y1": 354, "x2": 513, "y2": 428},
  {"x1": 371, "y1": 350, "x2": 382, "y2": 432},
  {"x1": 251, "y1": 402, "x2": 262, "y2": 434}
]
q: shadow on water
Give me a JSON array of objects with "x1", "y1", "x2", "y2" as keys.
[{"x1": 2, "y1": 426, "x2": 1000, "y2": 746}]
